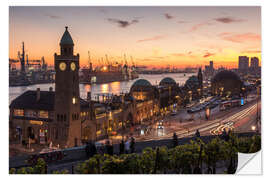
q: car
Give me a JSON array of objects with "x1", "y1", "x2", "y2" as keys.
[
  {"x1": 226, "y1": 122, "x2": 234, "y2": 126},
  {"x1": 157, "y1": 121, "x2": 164, "y2": 129}
]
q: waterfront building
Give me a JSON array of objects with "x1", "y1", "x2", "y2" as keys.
[
  {"x1": 184, "y1": 75, "x2": 200, "y2": 101},
  {"x1": 158, "y1": 77, "x2": 181, "y2": 113},
  {"x1": 211, "y1": 70, "x2": 243, "y2": 97},
  {"x1": 129, "y1": 79, "x2": 160, "y2": 124}
]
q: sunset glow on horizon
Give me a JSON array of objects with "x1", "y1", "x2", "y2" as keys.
[{"x1": 9, "y1": 6, "x2": 261, "y2": 69}]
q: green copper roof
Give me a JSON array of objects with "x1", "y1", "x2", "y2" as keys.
[
  {"x1": 60, "y1": 26, "x2": 74, "y2": 45},
  {"x1": 159, "y1": 77, "x2": 176, "y2": 86},
  {"x1": 130, "y1": 79, "x2": 153, "y2": 92},
  {"x1": 132, "y1": 79, "x2": 152, "y2": 87}
]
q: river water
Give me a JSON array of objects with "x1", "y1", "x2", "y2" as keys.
[{"x1": 9, "y1": 73, "x2": 195, "y2": 104}]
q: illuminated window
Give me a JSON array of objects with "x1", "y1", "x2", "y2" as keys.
[
  {"x1": 39, "y1": 111, "x2": 48, "y2": 118},
  {"x1": 25, "y1": 110, "x2": 36, "y2": 117},
  {"x1": 72, "y1": 97, "x2": 76, "y2": 104},
  {"x1": 14, "y1": 109, "x2": 24, "y2": 116}
]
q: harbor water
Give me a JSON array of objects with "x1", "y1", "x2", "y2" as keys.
[{"x1": 9, "y1": 73, "x2": 195, "y2": 104}]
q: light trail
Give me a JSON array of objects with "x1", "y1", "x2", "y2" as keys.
[{"x1": 210, "y1": 103, "x2": 257, "y2": 135}]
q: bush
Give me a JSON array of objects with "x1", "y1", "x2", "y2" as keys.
[
  {"x1": 139, "y1": 147, "x2": 156, "y2": 174},
  {"x1": 11, "y1": 135, "x2": 260, "y2": 174}
]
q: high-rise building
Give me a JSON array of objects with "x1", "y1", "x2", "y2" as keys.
[
  {"x1": 197, "y1": 68, "x2": 203, "y2": 96},
  {"x1": 210, "y1": 61, "x2": 214, "y2": 70},
  {"x1": 238, "y1": 56, "x2": 249, "y2": 70},
  {"x1": 250, "y1": 57, "x2": 259, "y2": 68}
]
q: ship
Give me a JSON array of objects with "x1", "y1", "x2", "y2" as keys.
[{"x1": 79, "y1": 52, "x2": 138, "y2": 84}]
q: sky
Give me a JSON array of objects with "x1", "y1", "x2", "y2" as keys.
[{"x1": 9, "y1": 6, "x2": 261, "y2": 69}]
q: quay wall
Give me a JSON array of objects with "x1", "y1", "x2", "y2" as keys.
[{"x1": 9, "y1": 132, "x2": 257, "y2": 169}]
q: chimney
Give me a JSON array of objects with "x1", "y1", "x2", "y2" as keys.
[
  {"x1": 87, "y1": 91, "x2": 91, "y2": 102},
  {"x1": 49, "y1": 87, "x2": 53, "y2": 92},
  {"x1": 36, "y1": 88, "x2": 40, "y2": 101}
]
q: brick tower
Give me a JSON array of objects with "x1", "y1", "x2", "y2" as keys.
[{"x1": 54, "y1": 26, "x2": 81, "y2": 147}]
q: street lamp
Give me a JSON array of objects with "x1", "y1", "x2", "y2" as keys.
[{"x1": 251, "y1": 125, "x2": 256, "y2": 131}]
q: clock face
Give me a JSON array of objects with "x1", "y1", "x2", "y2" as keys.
[
  {"x1": 71, "y1": 62, "x2": 76, "y2": 71},
  {"x1": 59, "y1": 62, "x2": 66, "y2": 71}
]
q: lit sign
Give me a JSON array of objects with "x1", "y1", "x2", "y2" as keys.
[
  {"x1": 241, "y1": 98, "x2": 244, "y2": 106},
  {"x1": 30, "y1": 120, "x2": 43, "y2": 125}
]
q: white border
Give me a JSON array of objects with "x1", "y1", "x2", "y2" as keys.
[{"x1": 2, "y1": 0, "x2": 270, "y2": 179}]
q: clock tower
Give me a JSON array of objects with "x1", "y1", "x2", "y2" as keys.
[{"x1": 54, "y1": 26, "x2": 81, "y2": 147}]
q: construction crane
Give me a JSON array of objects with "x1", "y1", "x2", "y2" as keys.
[
  {"x1": 105, "y1": 54, "x2": 109, "y2": 66},
  {"x1": 88, "y1": 51, "x2": 91, "y2": 65},
  {"x1": 124, "y1": 54, "x2": 128, "y2": 66},
  {"x1": 130, "y1": 56, "x2": 136, "y2": 68},
  {"x1": 88, "y1": 51, "x2": 93, "y2": 71}
]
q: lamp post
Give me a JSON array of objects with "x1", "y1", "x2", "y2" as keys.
[
  {"x1": 256, "y1": 86, "x2": 260, "y2": 134},
  {"x1": 121, "y1": 95, "x2": 124, "y2": 141}
]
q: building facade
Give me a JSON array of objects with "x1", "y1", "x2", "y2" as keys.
[
  {"x1": 250, "y1": 57, "x2": 259, "y2": 69},
  {"x1": 238, "y1": 56, "x2": 249, "y2": 70}
]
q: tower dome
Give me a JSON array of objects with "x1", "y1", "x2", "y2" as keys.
[
  {"x1": 159, "y1": 77, "x2": 176, "y2": 86},
  {"x1": 60, "y1": 26, "x2": 74, "y2": 45},
  {"x1": 130, "y1": 79, "x2": 152, "y2": 92}
]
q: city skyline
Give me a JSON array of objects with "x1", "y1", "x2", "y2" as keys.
[{"x1": 9, "y1": 6, "x2": 261, "y2": 68}]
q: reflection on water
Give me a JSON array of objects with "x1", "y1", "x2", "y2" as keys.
[{"x1": 9, "y1": 73, "x2": 195, "y2": 104}]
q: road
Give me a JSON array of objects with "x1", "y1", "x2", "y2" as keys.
[{"x1": 128, "y1": 97, "x2": 260, "y2": 142}]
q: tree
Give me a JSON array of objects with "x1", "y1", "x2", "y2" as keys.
[
  {"x1": 139, "y1": 147, "x2": 156, "y2": 174},
  {"x1": 172, "y1": 132, "x2": 178, "y2": 148},
  {"x1": 130, "y1": 137, "x2": 135, "y2": 153},
  {"x1": 204, "y1": 138, "x2": 222, "y2": 174}
]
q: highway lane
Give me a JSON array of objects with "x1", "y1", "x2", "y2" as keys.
[
  {"x1": 134, "y1": 99, "x2": 260, "y2": 141},
  {"x1": 209, "y1": 102, "x2": 259, "y2": 135}
]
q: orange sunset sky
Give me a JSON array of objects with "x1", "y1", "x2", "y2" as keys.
[{"x1": 9, "y1": 6, "x2": 261, "y2": 69}]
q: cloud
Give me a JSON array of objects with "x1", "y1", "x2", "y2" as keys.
[
  {"x1": 219, "y1": 32, "x2": 261, "y2": 43},
  {"x1": 99, "y1": 9, "x2": 108, "y2": 14},
  {"x1": 137, "y1": 35, "x2": 166, "y2": 43},
  {"x1": 189, "y1": 22, "x2": 213, "y2": 32},
  {"x1": 178, "y1": 20, "x2": 188, "y2": 24},
  {"x1": 171, "y1": 53, "x2": 185, "y2": 57},
  {"x1": 45, "y1": 14, "x2": 61, "y2": 19},
  {"x1": 241, "y1": 50, "x2": 261, "y2": 54},
  {"x1": 164, "y1": 13, "x2": 174, "y2": 20},
  {"x1": 107, "y1": 18, "x2": 139, "y2": 28},
  {"x1": 171, "y1": 51, "x2": 193, "y2": 57},
  {"x1": 214, "y1": 17, "x2": 245, "y2": 24},
  {"x1": 138, "y1": 58, "x2": 156, "y2": 62},
  {"x1": 203, "y1": 52, "x2": 215, "y2": 58}
]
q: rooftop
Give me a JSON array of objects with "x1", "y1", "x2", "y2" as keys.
[{"x1": 60, "y1": 26, "x2": 74, "y2": 45}]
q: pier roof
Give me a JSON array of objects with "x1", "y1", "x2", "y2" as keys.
[
  {"x1": 10, "y1": 90, "x2": 89, "y2": 111},
  {"x1": 10, "y1": 90, "x2": 55, "y2": 111}
]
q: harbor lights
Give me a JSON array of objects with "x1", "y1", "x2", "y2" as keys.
[{"x1": 102, "y1": 66, "x2": 108, "y2": 72}]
